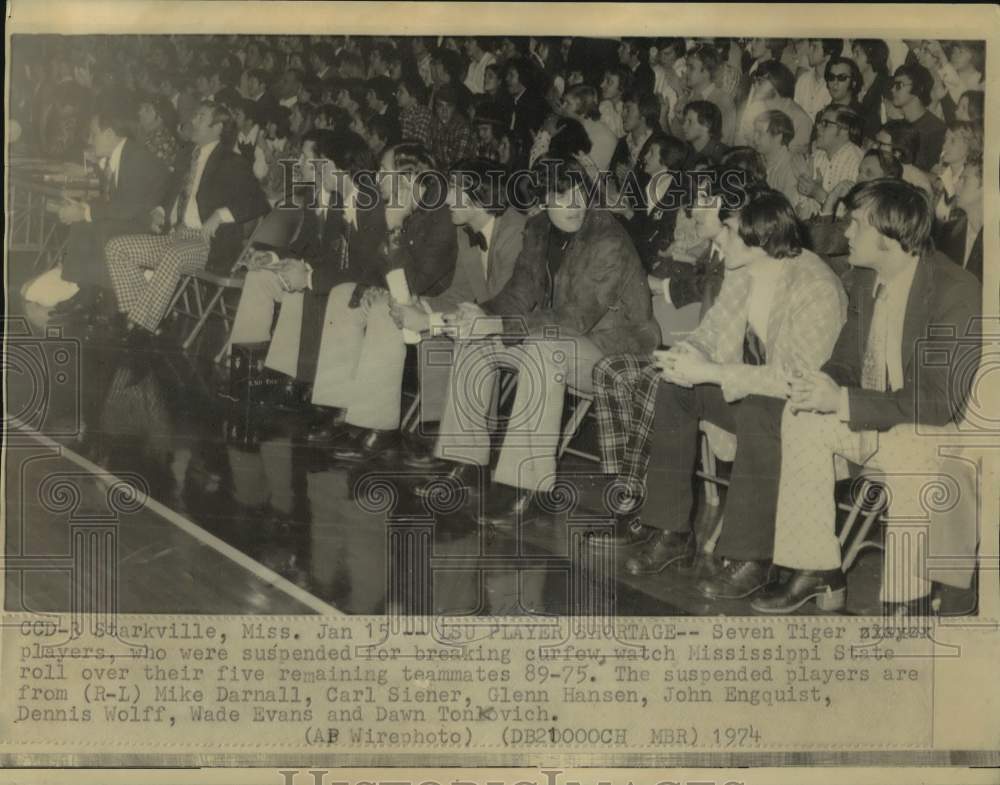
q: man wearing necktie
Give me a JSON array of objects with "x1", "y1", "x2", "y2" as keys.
[
  {"x1": 105, "y1": 101, "x2": 269, "y2": 344},
  {"x1": 52, "y1": 96, "x2": 169, "y2": 321},
  {"x1": 755, "y1": 179, "x2": 981, "y2": 615}
]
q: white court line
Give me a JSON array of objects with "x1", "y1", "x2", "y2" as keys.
[{"x1": 8, "y1": 416, "x2": 342, "y2": 616}]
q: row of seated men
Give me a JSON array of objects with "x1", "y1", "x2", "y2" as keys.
[{"x1": 52, "y1": 97, "x2": 982, "y2": 616}]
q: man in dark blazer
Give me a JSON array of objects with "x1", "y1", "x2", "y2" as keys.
[
  {"x1": 753, "y1": 179, "x2": 981, "y2": 615},
  {"x1": 105, "y1": 101, "x2": 269, "y2": 343},
  {"x1": 309, "y1": 142, "x2": 457, "y2": 459},
  {"x1": 627, "y1": 132, "x2": 689, "y2": 273},
  {"x1": 53, "y1": 98, "x2": 170, "y2": 320},
  {"x1": 390, "y1": 159, "x2": 527, "y2": 461}
]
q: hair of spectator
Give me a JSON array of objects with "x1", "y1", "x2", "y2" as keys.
[
  {"x1": 757, "y1": 109, "x2": 795, "y2": 146},
  {"x1": 844, "y1": 178, "x2": 933, "y2": 254},
  {"x1": 547, "y1": 116, "x2": 593, "y2": 160},
  {"x1": 367, "y1": 75, "x2": 396, "y2": 106},
  {"x1": 316, "y1": 127, "x2": 375, "y2": 178},
  {"x1": 853, "y1": 39, "x2": 891, "y2": 76},
  {"x1": 723, "y1": 187, "x2": 803, "y2": 259},
  {"x1": 366, "y1": 113, "x2": 400, "y2": 147},
  {"x1": 565, "y1": 84, "x2": 601, "y2": 119},
  {"x1": 626, "y1": 91, "x2": 662, "y2": 131},
  {"x1": 687, "y1": 43, "x2": 720, "y2": 77},
  {"x1": 821, "y1": 105, "x2": 863, "y2": 146},
  {"x1": 685, "y1": 100, "x2": 723, "y2": 140},
  {"x1": 719, "y1": 146, "x2": 768, "y2": 187},
  {"x1": 754, "y1": 60, "x2": 797, "y2": 99},
  {"x1": 881, "y1": 119, "x2": 922, "y2": 165},
  {"x1": 862, "y1": 148, "x2": 904, "y2": 180},
  {"x1": 448, "y1": 157, "x2": 508, "y2": 216},
  {"x1": 92, "y1": 94, "x2": 136, "y2": 138},
  {"x1": 959, "y1": 89, "x2": 985, "y2": 124},
  {"x1": 655, "y1": 37, "x2": 688, "y2": 61},
  {"x1": 201, "y1": 100, "x2": 237, "y2": 147},
  {"x1": 535, "y1": 155, "x2": 596, "y2": 202},
  {"x1": 809, "y1": 38, "x2": 843, "y2": 60},
  {"x1": 893, "y1": 63, "x2": 934, "y2": 106},
  {"x1": 947, "y1": 119, "x2": 984, "y2": 160},
  {"x1": 399, "y1": 71, "x2": 429, "y2": 104},
  {"x1": 645, "y1": 132, "x2": 688, "y2": 170}
]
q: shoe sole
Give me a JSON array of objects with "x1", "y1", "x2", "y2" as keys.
[
  {"x1": 586, "y1": 532, "x2": 656, "y2": 551},
  {"x1": 625, "y1": 551, "x2": 690, "y2": 575},
  {"x1": 697, "y1": 580, "x2": 771, "y2": 601},
  {"x1": 751, "y1": 587, "x2": 846, "y2": 614}
]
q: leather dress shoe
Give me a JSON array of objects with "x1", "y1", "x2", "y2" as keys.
[
  {"x1": 328, "y1": 428, "x2": 398, "y2": 462},
  {"x1": 881, "y1": 591, "x2": 938, "y2": 619},
  {"x1": 697, "y1": 558, "x2": 774, "y2": 600},
  {"x1": 585, "y1": 515, "x2": 657, "y2": 550},
  {"x1": 476, "y1": 485, "x2": 535, "y2": 529},
  {"x1": 413, "y1": 461, "x2": 484, "y2": 500},
  {"x1": 750, "y1": 568, "x2": 846, "y2": 613},
  {"x1": 624, "y1": 531, "x2": 694, "y2": 575},
  {"x1": 305, "y1": 409, "x2": 348, "y2": 443}
]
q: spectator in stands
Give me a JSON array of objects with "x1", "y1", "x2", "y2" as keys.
[
  {"x1": 796, "y1": 106, "x2": 864, "y2": 218},
  {"x1": 232, "y1": 99, "x2": 262, "y2": 162},
  {"x1": 822, "y1": 56, "x2": 864, "y2": 115},
  {"x1": 955, "y1": 89, "x2": 984, "y2": 124},
  {"x1": 429, "y1": 85, "x2": 476, "y2": 170},
  {"x1": 599, "y1": 65, "x2": 630, "y2": 137},
  {"x1": 874, "y1": 120, "x2": 935, "y2": 193},
  {"x1": 933, "y1": 120, "x2": 983, "y2": 221},
  {"x1": 611, "y1": 91, "x2": 661, "y2": 189},
  {"x1": 136, "y1": 94, "x2": 179, "y2": 169},
  {"x1": 934, "y1": 155, "x2": 983, "y2": 282},
  {"x1": 851, "y1": 39, "x2": 892, "y2": 142},
  {"x1": 752, "y1": 109, "x2": 810, "y2": 213},
  {"x1": 738, "y1": 60, "x2": 813, "y2": 155},
  {"x1": 888, "y1": 63, "x2": 946, "y2": 171},
  {"x1": 503, "y1": 57, "x2": 550, "y2": 153},
  {"x1": 794, "y1": 38, "x2": 840, "y2": 119},
  {"x1": 364, "y1": 113, "x2": 399, "y2": 157},
  {"x1": 463, "y1": 37, "x2": 497, "y2": 95},
  {"x1": 561, "y1": 84, "x2": 618, "y2": 171},
  {"x1": 673, "y1": 44, "x2": 736, "y2": 145},
  {"x1": 681, "y1": 100, "x2": 728, "y2": 168},
  {"x1": 619, "y1": 38, "x2": 656, "y2": 96},
  {"x1": 628, "y1": 132, "x2": 689, "y2": 272},
  {"x1": 396, "y1": 73, "x2": 433, "y2": 147}
]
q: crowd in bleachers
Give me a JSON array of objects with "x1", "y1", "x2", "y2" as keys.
[{"x1": 11, "y1": 33, "x2": 986, "y2": 615}]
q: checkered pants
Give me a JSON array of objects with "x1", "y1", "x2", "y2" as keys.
[
  {"x1": 592, "y1": 353, "x2": 660, "y2": 501},
  {"x1": 105, "y1": 228, "x2": 210, "y2": 333}
]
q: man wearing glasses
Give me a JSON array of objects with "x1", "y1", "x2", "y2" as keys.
[
  {"x1": 888, "y1": 63, "x2": 946, "y2": 171},
  {"x1": 821, "y1": 56, "x2": 864, "y2": 117},
  {"x1": 795, "y1": 106, "x2": 864, "y2": 219}
]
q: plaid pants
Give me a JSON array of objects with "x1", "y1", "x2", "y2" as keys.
[
  {"x1": 105, "y1": 228, "x2": 210, "y2": 333},
  {"x1": 592, "y1": 353, "x2": 659, "y2": 501}
]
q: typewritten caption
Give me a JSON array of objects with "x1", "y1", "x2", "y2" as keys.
[{"x1": 2, "y1": 615, "x2": 936, "y2": 750}]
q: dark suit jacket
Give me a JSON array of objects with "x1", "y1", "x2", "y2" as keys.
[
  {"x1": 629, "y1": 177, "x2": 688, "y2": 273},
  {"x1": 292, "y1": 195, "x2": 388, "y2": 381},
  {"x1": 164, "y1": 141, "x2": 270, "y2": 272},
  {"x1": 483, "y1": 209, "x2": 661, "y2": 355},
  {"x1": 934, "y1": 213, "x2": 983, "y2": 284},
  {"x1": 506, "y1": 89, "x2": 550, "y2": 151},
  {"x1": 822, "y1": 250, "x2": 981, "y2": 431},
  {"x1": 428, "y1": 209, "x2": 527, "y2": 311},
  {"x1": 63, "y1": 138, "x2": 170, "y2": 288},
  {"x1": 649, "y1": 242, "x2": 725, "y2": 318},
  {"x1": 388, "y1": 202, "x2": 457, "y2": 299}
]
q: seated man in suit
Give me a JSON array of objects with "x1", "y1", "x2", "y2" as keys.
[
  {"x1": 389, "y1": 158, "x2": 527, "y2": 466},
  {"x1": 309, "y1": 142, "x2": 457, "y2": 461},
  {"x1": 235, "y1": 129, "x2": 387, "y2": 433},
  {"x1": 52, "y1": 95, "x2": 170, "y2": 321},
  {"x1": 105, "y1": 101, "x2": 269, "y2": 346},
  {"x1": 226, "y1": 127, "x2": 340, "y2": 382},
  {"x1": 424, "y1": 155, "x2": 661, "y2": 527},
  {"x1": 593, "y1": 189, "x2": 846, "y2": 602},
  {"x1": 753, "y1": 179, "x2": 981, "y2": 614}
]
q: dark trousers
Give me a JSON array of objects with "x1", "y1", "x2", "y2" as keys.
[{"x1": 645, "y1": 385, "x2": 784, "y2": 561}]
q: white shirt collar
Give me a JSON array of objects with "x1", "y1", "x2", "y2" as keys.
[
  {"x1": 279, "y1": 95, "x2": 298, "y2": 109},
  {"x1": 480, "y1": 215, "x2": 496, "y2": 251},
  {"x1": 342, "y1": 185, "x2": 359, "y2": 229}
]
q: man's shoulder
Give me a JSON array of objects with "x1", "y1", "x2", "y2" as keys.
[
  {"x1": 498, "y1": 208, "x2": 528, "y2": 235},
  {"x1": 927, "y1": 250, "x2": 981, "y2": 301}
]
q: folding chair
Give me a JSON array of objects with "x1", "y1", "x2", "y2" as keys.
[
  {"x1": 168, "y1": 206, "x2": 304, "y2": 362},
  {"x1": 559, "y1": 386, "x2": 600, "y2": 463}
]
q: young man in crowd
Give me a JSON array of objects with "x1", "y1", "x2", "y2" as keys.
[
  {"x1": 680, "y1": 100, "x2": 728, "y2": 168},
  {"x1": 672, "y1": 44, "x2": 736, "y2": 145},
  {"x1": 423, "y1": 156, "x2": 660, "y2": 526},
  {"x1": 888, "y1": 63, "x2": 947, "y2": 171},
  {"x1": 796, "y1": 106, "x2": 864, "y2": 218},
  {"x1": 794, "y1": 38, "x2": 840, "y2": 119},
  {"x1": 105, "y1": 101, "x2": 269, "y2": 346},
  {"x1": 754, "y1": 179, "x2": 981, "y2": 614},
  {"x1": 751, "y1": 109, "x2": 810, "y2": 213}
]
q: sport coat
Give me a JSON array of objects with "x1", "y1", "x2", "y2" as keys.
[
  {"x1": 822, "y1": 250, "x2": 982, "y2": 431},
  {"x1": 63, "y1": 137, "x2": 170, "y2": 288},
  {"x1": 427, "y1": 209, "x2": 527, "y2": 311},
  {"x1": 686, "y1": 249, "x2": 847, "y2": 402},
  {"x1": 934, "y1": 214, "x2": 983, "y2": 284},
  {"x1": 163, "y1": 141, "x2": 270, "y2": 272}
]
